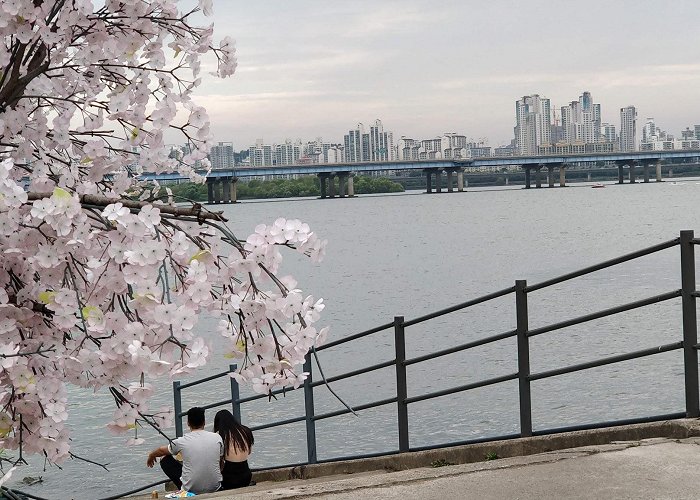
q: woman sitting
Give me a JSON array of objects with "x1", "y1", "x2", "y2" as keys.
[{"x1": 213, "y1": 409, "x2": 254, "y2": 489}]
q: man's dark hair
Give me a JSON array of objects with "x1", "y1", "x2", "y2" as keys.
[{"x1": 187, "y1": 407, "x2": 206, "y2": 428}]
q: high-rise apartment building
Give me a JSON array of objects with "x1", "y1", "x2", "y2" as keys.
[
  {"x1": 343, "y1": 120, "x2": 394, "y2": 162},
  {"x1": 681, "y1": 128, "x2": 695, "y2": 140},
  {"x1": 249, "y1": 140, "x2": 274, "y2": 167},
  {"x1": 642, "y1": 117, "x2": 657, "y2": 143},
  {"x1": 301, "y1": 139, "x2": 344, "y2": 164},
  {"x1": 560, "y1": 91, "x2": 601, "y2": 145},
  {"x1": 275, "y1": 140, "x2": 303, "y2": 166},
  {"x1": 600, "y1": 123, "x2": 617, "y2": 144},
  {"x1": 208, "y1": 142, "x2": 235, "y2": 169},
  {"x1": 397, "y1": 137, "x2": 420, "y2": 161},
  {"x1": 619, "y1": 106, "x2": 637, "y2": 152},
  {"x1": 515, "y1": 95, "x2": 551, "y2": 155},
  {"x1": 694, "y1": 125, "x2": 700, "y2": 140},
  {"x1": 344, "y1": 125, "x2": 363, "y2": 163}
]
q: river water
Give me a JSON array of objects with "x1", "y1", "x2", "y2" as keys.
[{"x1": 11, "y1": 179, "x2": 700, "y2": 498}]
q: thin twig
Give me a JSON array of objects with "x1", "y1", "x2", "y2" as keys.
[
  {"x1": 69, "y1": 452, "x2": 109, "y2": 471},
  {"x1": 310, "y1": 346, "x2": 358, "y2": 417}
]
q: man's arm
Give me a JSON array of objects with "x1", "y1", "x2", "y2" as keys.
[{"x1": 146, "y1": 445, "x2": 170, "y2": 468}]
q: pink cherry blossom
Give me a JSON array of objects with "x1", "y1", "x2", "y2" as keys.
[{"x1": 0, "y1": 0, "x2": 328, "y2": 466}]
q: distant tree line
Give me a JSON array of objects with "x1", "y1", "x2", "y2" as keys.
[{"x1": 164, "y1": 175, "x2": 404, "y2": 201}]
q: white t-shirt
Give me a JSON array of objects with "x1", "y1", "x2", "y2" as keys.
[{"x1": 168, "y1": 430, "x2": 223, "y2": 493}]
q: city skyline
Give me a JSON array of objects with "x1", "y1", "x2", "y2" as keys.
[{"x1": 186, "y1": 0, "x2": 700, "y2": 149}]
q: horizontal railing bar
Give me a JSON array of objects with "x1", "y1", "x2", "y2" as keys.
[
  {"x1": 408, "y1": 432, "x2": 522, "y2": 453},
  {"x1": 404, "y1": 286, "x2": 516, "y2": 327},
  {"x1": 316, "y1": 321, "x2": 395, "y2": 351},
  {"x1": 526, "y1": 237, "x2": 680, "y2": 292},
  {"x1": 528, "y1": 290, "x2": 681, "y2": 338},
  {"x1": 532, "y1": 412, "x2": 686, "y2": 436},
  {"x1": 529, "y1": 341, "x2": 683, "y2": 381},
  {"x1": 249, "y1": 415, "x2": 307, "y2": 432},
  {"x1": 177, "y1": 369, "x2": 232, "y2": 389},
  {"x1": 691, "y1": 238, "x2": 700, "y2": 245},
  {"x1": 309, "y1": 360, "x2": 396, "y2": 388},
  {"x1": 237, "y1": 385, "x2": 302, "y2": 404},
  {"x1": 179, "y1": 399, "x2": 234, "y2": 417},
  {"x1": 237, "y1": 359, "x2": 397, "y2": 403},
  {"x1": 404, "y1": 330, "x2": 517, "y2": 366},
  {"x1": 313, "y1": 397, "x2": 398, "y2": 422},
  {"x1": 404, "y1": 373, "x2": 518, "y2": 405},
  {"x1": 198, "y1": 398, "x2": 234, "y2": 412},
  {"x1": 692, "y1": 291, "x2": 700, "y2": 298}
]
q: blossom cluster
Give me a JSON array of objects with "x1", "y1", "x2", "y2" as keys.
[{"x1": 0, "y1": 0, "x2": 327, "y2": 464}]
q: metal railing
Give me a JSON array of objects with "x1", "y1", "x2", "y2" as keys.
[{"x1": 173, "y1": 230, "x2": 699, "y2": 468}]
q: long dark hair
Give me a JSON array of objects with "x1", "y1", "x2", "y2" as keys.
[{"x1": 213, "y1": 409, "x2": 254, "y2": 454}]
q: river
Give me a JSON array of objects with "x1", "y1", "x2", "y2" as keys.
[{"x1": 11, "y1": 179, "x2": 700, "y2": 498}]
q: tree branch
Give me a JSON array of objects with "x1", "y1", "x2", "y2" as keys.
[{"x1": 26, "y1": 192, "x2": 227, "y2": 222}]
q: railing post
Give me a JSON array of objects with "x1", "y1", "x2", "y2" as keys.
[
  {"x1": 173, "y1": 380, "x2": 183, "y2": 437},
  {"x1": 515, "y1": 280, "x2": 532, "y2": 437},
  {"x1": 303, "y1": 353, "x2": 317, "y2": 464},
  {"x1": 680, "y1": 230, "x2": 699, "y2": 417},
  {"x1": 229, "y1": 364, "x2": 241, "y2": 422},
  {"x1": 394, "y1": 316, "x2": 410, "y2": 452}
]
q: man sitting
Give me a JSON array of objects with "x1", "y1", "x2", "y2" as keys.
[{"x1": 147, "y1": 407, "x2": 223, "y2": 494}]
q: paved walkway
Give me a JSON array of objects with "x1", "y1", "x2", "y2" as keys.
[{"x1": 142, "y1": 436, "x2": 700, "y2": 500}]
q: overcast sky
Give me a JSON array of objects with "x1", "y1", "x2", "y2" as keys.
[{"x1": 193, "y1": 0, "x2": 700, "y2": 148}]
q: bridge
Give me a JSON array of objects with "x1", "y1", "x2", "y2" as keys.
[{"x1": 141, "y1": 149, "x2": 700, "y2": 204}]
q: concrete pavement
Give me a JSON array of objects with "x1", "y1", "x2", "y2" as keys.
[
  {"x1": 134, "y1": 419, "x2": 700, "y2": 500},
  {"x1": 203, "y1": 438, "x2": 700, "y2": 499}
]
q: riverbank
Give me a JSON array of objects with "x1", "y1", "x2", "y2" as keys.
[{"x1": 129, "y1": 418, "x2": 700, "y2": 499}]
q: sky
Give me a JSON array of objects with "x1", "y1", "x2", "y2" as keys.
[{"x1": 191, "y1": 0, "x2": 700, "y2": 149}]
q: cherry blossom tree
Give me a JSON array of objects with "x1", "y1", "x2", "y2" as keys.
[{"x1": 0, "y1": 0, "x2": 328, "y2": 466}]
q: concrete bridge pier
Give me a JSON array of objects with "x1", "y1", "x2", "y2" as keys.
[
  {"x1": 229, "y1": 177, "x2": 238, "y2": 203},
  {"x1": 338, "y1": 173, "x2": 347, "y2": 198},
  {"x1": 559, "y1": 165, "x2": 566, "y2": 187},
  {"x1": 616, "y1": 161, "x2": 626, "y2": 184},
  {"x1": 318, "y1": 173, "x2": 329, "y2": 198},
  {"x1": 425, "y1": 170, "x2": 433, "y2": 193},
  {"x1": 213, "y1": 180, "x2": 221, "y2": 203},
  {"x1": 547, "y1": 166, "x2": 555, "y2": 187},
  {"x1": 222, "y1": 178, "x2": 231, "y2": 203},
  {"x1": 535, "y1": 165, "x2": 542, "y2": 188},
  {"x1": 456, "y1": 169, "x2": 465, "y2": 192},
  {"x1": 446, "y1": 169, "x2": 454, "y2": 192},
  {"x1": 524, "y1": 166, "x2": 531, "y2": 189},
  {"x1": 629, "y1": 161, "x2": 637, "y2": 183},
  {"x1": 643, "y1": 162, "x2": 651, "y2": 183},
  {"x1": 328, "y1": 174, "x2": 336, "y2": 198},
  {"x1": 435, "y1": 169, "x2": 442, "y2": 193},
  {"x1": 205, "y1": 177, "x2": 238, "y2": 204},
  {"x1": 207, "y1": 179, "x2": 214, "y2": 203},
  {"x1": 346, "y1": 173, "x2": 355, "y2": 197},
  {"x1": 656, "y1": 161, "x2": 663, "y2": 182}
]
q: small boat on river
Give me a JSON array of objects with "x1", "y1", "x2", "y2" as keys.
[{"x1": 591, "y1": 183, "x2": 605, "y2": 188}]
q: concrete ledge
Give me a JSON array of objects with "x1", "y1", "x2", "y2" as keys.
[{"x1": 252, "y1": 418, "x2": 700, "y2": 483}]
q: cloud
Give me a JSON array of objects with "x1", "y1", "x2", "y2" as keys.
[
  {"x1": 344, "y1": 5, "x2": 446, "y2": 37},
  {"x1": 433, "y1": 63, "x2": 700, "y2": 91},
  {"x1": 236, "y1": 48, "x2": 382, "y2": 75}
]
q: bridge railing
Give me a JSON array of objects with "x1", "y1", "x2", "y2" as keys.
[{"x1": 173, "y1": 230, "x2": 698, "y2": 469}]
